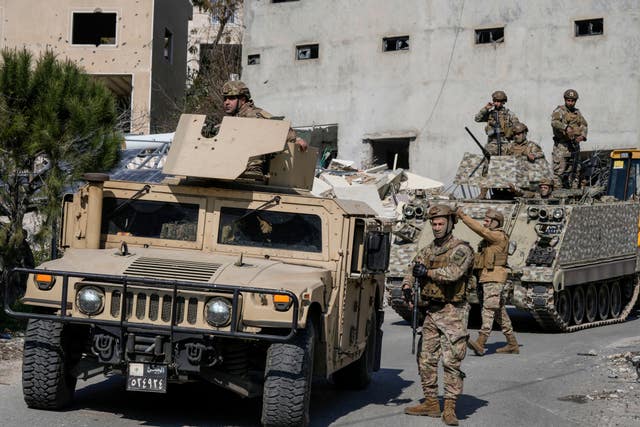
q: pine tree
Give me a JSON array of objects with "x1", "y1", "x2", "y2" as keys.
[{"x1": 0, "y1": 48, "x2": 121, "y2": 303}]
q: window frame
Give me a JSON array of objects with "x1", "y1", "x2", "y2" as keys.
[
  {"x1": 70, "y1": 10, "x2": 118, "y2": 47},
  {"x1": 574, "y1": 18, "x2": 604, "y2": 37},
  {"x1": 382, "y1": 35, "x2": 410, "y2": 52},
  {"x1": 295, "y1": 43, "x2": 320, "y2": 61},
  {"x1": 474, "y1": 27, "x2": 505, "y2": 45}
]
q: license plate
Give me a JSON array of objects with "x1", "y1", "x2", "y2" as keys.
[{"x1": 126, "y1": 363, "x2": 167, "y2": 393}]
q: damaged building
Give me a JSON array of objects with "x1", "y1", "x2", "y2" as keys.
[
  {"x1": 242, "y1": 0, "x2": 640, "y2": 183},
  {"x1": 0, "y1": 0, "x2": 192, "y2": 134}
]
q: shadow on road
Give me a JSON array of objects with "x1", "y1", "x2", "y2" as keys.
[
  {"x1": 457, "y1": 393, "x2": 490, "y2": 420},
  {"x1": 68, "y1": 367, "x2": 411, "y2": 426}
]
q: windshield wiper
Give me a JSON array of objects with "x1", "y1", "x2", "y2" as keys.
[
  {"x1": 106, "y1": 184, "x2": 151, "y2": 219},
  {"x1": 234, "y1": 195, "x2": 281, "y2": 223}
]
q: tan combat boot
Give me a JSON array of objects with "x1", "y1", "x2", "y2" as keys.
[
  {"x1": 404, "y1": 396, "x2": 441, "y2": 417},
  {"x1": 442, "y1": 398, "x2": 459, "y2": 426},
  {"x1": 467, "y1": 333, "x2": 488, "y2": 356},
  {"x1": 495, "y1": 333, "x2": 520, "y2": 354}
]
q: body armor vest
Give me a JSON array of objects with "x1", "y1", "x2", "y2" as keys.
[
  {"x1": 474, "y1": 230, "x2": 509, "y2": 270},
  {"x1": 420, "y1": 237, "x2": 472, "y2": 303}
]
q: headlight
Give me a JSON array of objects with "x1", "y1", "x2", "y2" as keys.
[
  {"x1": 527, "y1": 206, "x2": 539, "y2": 219},
  {"x1": 76, "y1": 286, "x2": 105, "y2": 315},
  {"x1": 552, "y1": 208, "x2": 564, "y2": 220},
  {"x1": 205, "y1": 297, "x2": 232, "y2": 327}
]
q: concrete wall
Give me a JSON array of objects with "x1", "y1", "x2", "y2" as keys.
[
  {"x1": 0, "y1": 0, "x2": 191, "y2": 134},
  {"x1": 242, "y1": 0, "x2": 640, "y2": 184}
]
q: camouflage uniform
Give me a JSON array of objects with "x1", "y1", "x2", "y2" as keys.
[
  {"x1": 474, "y1": 107, "x2": 520, "y2": 156},
  {"x1": 402, "y1": 235, "x2": 473, "y2": 401},
  {"x1": 503, "y1": 138, "x2": 544, "y2": 162},
  {"x1": 551, "y1": 101, "x2": 588, "y2": 188},
  {"x1": 459, "y1": 210, "x2": 519, "y2": 355}
]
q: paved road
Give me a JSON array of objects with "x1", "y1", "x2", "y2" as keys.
[{"x1": 1, "y1": 307, "x2": 639, "y2": 426}]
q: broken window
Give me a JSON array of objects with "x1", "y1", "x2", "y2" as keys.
[
  {"x1": 383, "y1": 36, "x2": 409, "y2": 52},
  {"x1": 368, "y1": 138, "x2": 411, "y2": 170},
  {"x1": 164, "y1": 29, "x2": 173, "y2": 62},
  {"x1": 91, "y1": 74, "x2": 133, "y2": 133},
  {"x1": 575, "y1": 18, "x2": 603, "y2": 36},
  {"x1": 72, "y1": 12, "x2": 117, "y2": 46},
  {"x1": 273, "y1": 0, "x2": 300, "y2": 3},
  {"x1": 296, "y1": 44, "x2": 319, "y2": 60},
  {"x1": 293, "y1": 124, "x2": 338, "y2": 168},
  {"x1": 475, "y1": 27, "x2": 504, "y2": 44},
  {"x1": 248, "y1": 54, "x2": 261, "y2": 65}
]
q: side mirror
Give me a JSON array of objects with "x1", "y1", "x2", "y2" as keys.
[{"x1": 363, "y1": 231, "x2": 391, "y2": 273}]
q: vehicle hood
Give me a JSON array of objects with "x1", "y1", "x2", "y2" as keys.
[{"x1": 38, "y1": 247, "x2": 330, "y2": 293}]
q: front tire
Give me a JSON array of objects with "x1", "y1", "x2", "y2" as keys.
[
  {"x1": 22, "y1": 319, "x2": 78, "y2": 409},
  {"x1": 261, "y1": 322, "x2": 315, "y2": 427}
]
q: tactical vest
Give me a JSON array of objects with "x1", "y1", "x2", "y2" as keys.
[
  {"x1": 486, "y1": 109, "x2": 515, "y2": 139},
  {"x1": 474, "y1": 230, "x2": 509, "y2": 270},
  {"x1": 420, "y1": 238, "x2": 472, "y2": 303}
]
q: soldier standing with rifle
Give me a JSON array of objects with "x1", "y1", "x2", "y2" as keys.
[
  {"x1": 459, "y1": 208, "x2": 520, "y2": 357},
  {"x1": 551, "y1": 89, "x2": 588, "y2": 188},
  {"x1": 474, "y1": 91, "x2": 520, "y2": 198},
  {"x1": 402, "y1": 205, "x2": 474, "y2": 426}
]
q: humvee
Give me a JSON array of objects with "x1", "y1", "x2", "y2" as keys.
[{"x1": 5, "y1": 115, "x2": 391, "y2": 426}]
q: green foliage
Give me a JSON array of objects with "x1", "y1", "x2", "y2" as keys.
[{"x1": 0, "y1": 48, "x2": 121, "y2": 298}]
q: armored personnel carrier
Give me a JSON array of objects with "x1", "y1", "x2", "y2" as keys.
[
  {"x1": 388, "y1": 152, "x2": 640, "y2": 332},
  {"x1": 4, "y1": 116, "x2": 391, "y2": 426}
]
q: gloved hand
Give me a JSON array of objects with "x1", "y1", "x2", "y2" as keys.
[
  {"x1": 412, "y1": 262, "x2": 428, "y2": 278},
  {"x1": 402, "y1": 286, "x2": 413, "y2": 303}
]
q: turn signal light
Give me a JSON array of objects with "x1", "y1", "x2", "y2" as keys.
[
  {"x1": 35, "y1": 274, "x2": 56, "y2": 290},
  {"x1": 273, "y1": 294, "x2": 292, "y2": 312}
]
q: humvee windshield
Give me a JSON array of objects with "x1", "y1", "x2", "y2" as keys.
[
  {"x1": 101, "y1": 198, "x2": 199, "y2": 241},
  {"x1": 218, "y1": 207, "x2": 322, "y2": 252}
]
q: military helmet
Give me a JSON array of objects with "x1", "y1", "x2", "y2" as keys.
[
  {"x1": 492, "y1": 90, "x2": 508, "y2": 102},
  {"x1": 485, "y1": 208, "x2": 504, "y2": 227},
  {"x1": 563, "y1": 89, "x2": 579, "y2": 100},
  {"x1": 222, "y1": 80, "x2": 251, "y2": 99},
  {"x1": 512, "y1": 122, "x2": 528, "y2": 134},
  {"x1": 427, "y1": 204, "x2": 457, "y2": 222},
  {"x1": 539, "y1": 177, "x2": 554, "y2": 188}
]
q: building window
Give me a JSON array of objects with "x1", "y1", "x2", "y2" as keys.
[
  {"x1": 71, "y1": 12, "x2": 117, "y2": 46},
  {"x1": 211, "y1": 10, "x2": 235, "y2": 24},
  {"x1": 248, "y1": 54, "x2": 261, "y2": 65},
  {"x1": 475, "y1": 27, "x2": 504, "y2": 44},
  {"x1": 296, "y1": 44, "x2": 319, "y2": 60},
  {"x1": 164, "y1": 29, "x2": 173, "y2": 63},
  {"x1": 369, "y1": 138, "x2": 410, "y2": 169},
  {"x1": 383, "y1": 36, "x2": 410, "y2": 52},
  {"x1": 575, "y1": 18, "x2": 603, "y2": 36},
  {"x1": 273, "y1": 0, "x2": 300, "y2": 3}
]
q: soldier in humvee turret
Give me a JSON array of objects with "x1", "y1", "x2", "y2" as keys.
[{"x1": 203, "y1": 81, "x2": 308, "y2": 178}]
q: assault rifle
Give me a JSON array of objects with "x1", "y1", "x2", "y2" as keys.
[
  {"x1": 465, "y1": 127, "x2": 491, "y2": 177},
  {"x1": 411, "y1": 276, "x2": 420, "y2": 354},
  {"x1": 494, "y1": 110, "x2": 503, "y2": 156}
]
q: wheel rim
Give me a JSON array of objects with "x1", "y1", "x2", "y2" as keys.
[
  {"x1": 610, "y1": 282, "x2": 622, "y2": 318},
  {"x1": 597, "y1": 284, "x2": 610, "y2": 320},
  {"x1": 555, "y1": 291, "x2": 571, "y2": 325},
  {"x1": 584, "y1": 285, "x2": 598, "y2": 323},
  {"x1": 571, "y1": 287, "x2": 585, "y2": 325}
]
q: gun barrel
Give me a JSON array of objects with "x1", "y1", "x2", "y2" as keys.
[
  {"x1": 465, "y1": 127, "x2": 490, "y2": 159},
  {"x1": 411, "y1": 278, "x2": 420, "y2": 354}
]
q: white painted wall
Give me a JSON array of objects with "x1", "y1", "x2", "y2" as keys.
[{"x1": 242, "y1": 0, "x2": 640, "y2": 184}]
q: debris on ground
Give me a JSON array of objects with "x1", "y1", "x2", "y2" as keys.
[{"x1": 0, "y1": 336, "x2": 24, "y2": 361}]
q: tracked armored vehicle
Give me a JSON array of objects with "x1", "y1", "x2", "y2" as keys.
[
  {"x1": 4, "y1": 116, "x2": 391, "y2": 426},
  {"x1": 389, "y1": 152, "x2": 640, "y2": 332}
]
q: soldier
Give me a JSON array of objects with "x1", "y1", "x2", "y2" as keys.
[
  {"x1": 474, "y1": 90, "x2": 520, "y2": 198},
  {"x1": 203, "y1": 80, "x2": 307, "y2": 177},
  {"x1": 504, "y1": 123, "x2": 544, "y2": 163},
  {"x1": 402, "y1": 205, "x2": 474, "y2": 426},
  {"x1": 551, "y1": 89, "x2": 588, "y2": 189},
  {"x1": 510, "y1": 177, "x2": 554, "y2": 199},
  {"x1": 459, "y1": 208, "x2": 520, "y2": 357}
]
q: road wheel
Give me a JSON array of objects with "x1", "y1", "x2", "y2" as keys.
[
  {"x1": 262, "y1": 322, "x2": 315, "y2": 427},
  {"x1": 597, "y1": 283, "x2": 610, "y2": 320},
  {"x1": 332, "y1": 310, "x2": 377, "y2": 390},
  {"x1": 555, "y1": 290, "x2": 571, "y2": 325},
  {"x1": 22, "y1": 319, "x2": 77, "y2": 409},
  {"x1": 571, "y1": 287, "x2": 585, "y2": 325},
  {"x1": 584, "y1": 284, "x2": 598, "y2": 323},
  {"x1": 610, "y1": 282, "x2": 622, "y2": 318}
]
